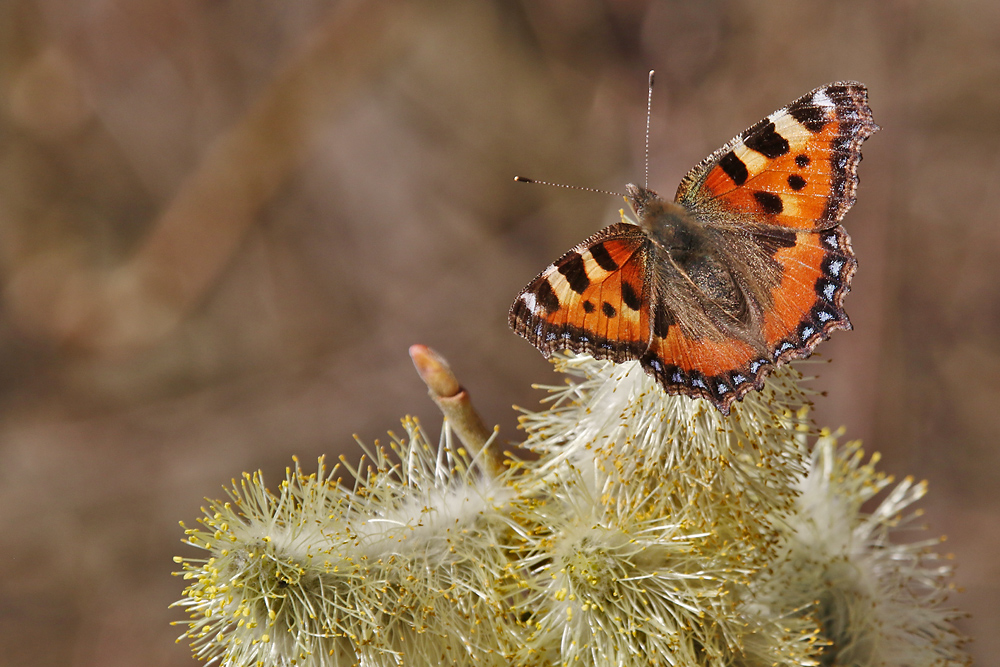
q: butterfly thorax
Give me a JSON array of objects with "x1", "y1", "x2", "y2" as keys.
[
  {"x1": 626, "y1": 183, "x2": 751, "y2": 329},
  {"x1": 626, "y1": 184, "x2": 705, "y2": 256}
]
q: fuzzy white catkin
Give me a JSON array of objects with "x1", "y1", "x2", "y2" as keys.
[{"x1": 174, "y1": 353, "x2": 969, "y2": 667}]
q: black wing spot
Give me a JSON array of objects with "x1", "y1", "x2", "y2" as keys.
[
  {"x1": 621, "y1": 282, "x2": 642, "y2": 311},
  {"x1": 601, "y1": 302, "x2": 616, "y2": 318},
  {"x1": 583, "y1": 300, "x2": 595, "y2": 313},
  {"x1": 787, "y1": 174, "x2": 807, "y2": 191},
  {"x1": 788, "y1": 102, "x2": 828, "y2": 133},
  {"x1": 825, "y1": 84, "x2": 851, "y2": 100},
  {"x1": 752, "y1": 228, "x2": 797, "y2": 257},
  {"x1": 589, "y1": 242, "x2": 619, "y2": 272},
  {"x1": 753, "y1": 191, "x2": 784, "y2": 215},
  {"x1": 795, "y1": 154, "x2": 810, "y2": 167},
  {"x1": 537, "y1": 279, "x2": 560, "y2": 313},
  {"x1": 652, "y1": 301, "x2": 675, "y2": 339},
  {"x1": 718, "y1": 151, "x2": 749, "y2": 186},
  {"x1": 743, "y1": 120, "x2": 790, "y2": 158},
  {"x1": 558, "y1": 252, "x2": 590, "y2": 294}
]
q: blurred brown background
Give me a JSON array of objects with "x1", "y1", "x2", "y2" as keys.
[{"x1": 0, "y1": 1, "x2": 995, "y2": 664}]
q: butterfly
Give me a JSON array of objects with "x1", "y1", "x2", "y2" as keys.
[{"x1": 509, "y1": 81, "x2": 878, "y2": 414}]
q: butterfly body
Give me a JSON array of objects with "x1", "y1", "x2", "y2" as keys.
[
  {"x1": 629, "y1": 185, "x2": 760, "y2": 334},
  {"x1": 510, "y1": 82, "x2": 877, "y2": 413}
]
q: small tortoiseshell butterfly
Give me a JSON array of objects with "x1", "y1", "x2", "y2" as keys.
[{"x1": 510, "y1": 81, "x2": 878, "y2": 413}]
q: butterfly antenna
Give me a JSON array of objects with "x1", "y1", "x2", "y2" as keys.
[
  {"x1": 513, "y1": 176, "x2": 623, "y2": 198},
  {"x1": 645, "y1": 69, "x2": 654, "y2": 189}
]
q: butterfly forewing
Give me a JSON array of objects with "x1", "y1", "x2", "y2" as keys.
[{"x1": 676, "y1": 82, "x2": 877, "y2": 232}]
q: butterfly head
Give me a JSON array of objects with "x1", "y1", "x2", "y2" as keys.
[
  {"x1": 625, "y1": 183, "x2": 695, "y2": 248},
  {"x1": 624, "y1": 183, "x2": 663, "y2": 220}
]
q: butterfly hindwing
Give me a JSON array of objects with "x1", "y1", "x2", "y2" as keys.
[
  {"x1": 639, "y1": 311, "x2": 764, "y2": 412},
  {"x1": 509, "y1": 223, "x2": 651, "y2": 362},
  {"x1": 637, "y1": 224, "x2": 859, "y2": 413},
  {"x1": 757, "y1": 225, "x2": 856, "y2": 363}
]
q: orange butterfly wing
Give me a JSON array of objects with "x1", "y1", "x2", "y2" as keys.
[
  {"x1": 676, "y1": 82, "x2": 877, "y2": 232},
  {"x1": 638, "y1": 226, "x2": 858, "y2": 412},
  {"x1": 510, "y1": 223, "x2": 651, "y2": 362},
  {"x1": 640, "y1": 83, "x2": 875, "y2": 411}
]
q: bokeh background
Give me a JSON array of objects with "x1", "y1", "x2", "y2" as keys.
[{"x1": 0, "y1": 1, "x2": 995, "y2": 664}]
